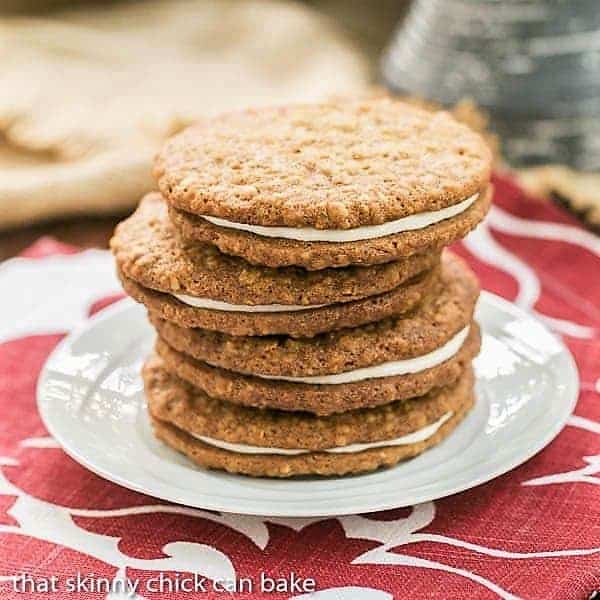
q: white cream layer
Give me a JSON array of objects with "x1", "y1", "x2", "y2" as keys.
[
  {"x1": 201, "y1": 193, "x2": 478, "y2": 243},
  {"x1": 243, "y1": 326, "x2": 470, "y2": 385},
  {"x1": 190, "y1": 411, "x2": 452, "y2": 455},
  {"x1": 173, "y1": 294, "x2": 327, "y2": 313}
]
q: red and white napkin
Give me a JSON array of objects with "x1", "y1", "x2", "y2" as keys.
[{"x1": 0, "y1": 174, "x2": 598, "y2": 599}]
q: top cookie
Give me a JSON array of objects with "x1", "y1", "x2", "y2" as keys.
[{"x1": 154, "y1": 98, "x2": 492, "y2": 230}]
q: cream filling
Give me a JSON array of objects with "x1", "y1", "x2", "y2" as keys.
[
  {"x1": 200, "y1": 193, "x2": 478, "y2": 242},
  {"x1": 173, "y1": 294, "x2": 327, "y2": 313},
  {"x1": 190, "y1": 412, "x2": 453, "y2": 455},
  {"x1": 242, "y1": 326, "x2": 470, "y2": 385}
]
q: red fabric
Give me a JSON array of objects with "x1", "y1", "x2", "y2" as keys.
[{"x1": 0, "y1": 173, "x2": 598, "y2": 599}]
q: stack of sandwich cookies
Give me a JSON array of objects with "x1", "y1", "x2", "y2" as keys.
[
  {"x1": 113, "y1": 195, "x2": 441, "y2": 338},
  {"x1": 145, "y1": 359, "x2": 476, "y2": 478},
  {"x1": 146, "y1": 252, "x2": 480, "y2": 415},
  {"x1": 111, "y1": 97, "x2": 492, "y2": 477}
]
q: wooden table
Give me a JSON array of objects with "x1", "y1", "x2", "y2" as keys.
[{"x1": 0, "y1": 217, "x2": 122, "y2": 260}]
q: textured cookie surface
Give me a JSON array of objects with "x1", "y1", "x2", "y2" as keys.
[
  {"x1": 146, "y1": 358, "x2": 475, "y2": 477},
  {"x1": 149, "y1": 252, "x2": 479, "y2": 377},
  {"x1": 155, "y1": 98, "x2": 492, "y2": 229},
  {"x1": 111, "y1": 194, "x2": 439, "y2": 304},
  {"x1": 145, "y1": 355, "x2": 474, "y2": 448},
  {"x1": 155, "y1": 323, "x2": 480, "y2": 415},
  {"x1": 151, "y1": 406, "x2": 472, "y2": 477},
  {"x1": 169, "y1": 186, "x2": 491, "y2": 270},
  {"x1": 120, "y1": 264, "x2": 438, "y2": 338}
]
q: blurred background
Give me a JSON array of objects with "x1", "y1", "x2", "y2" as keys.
[{"x1": 1, "y1": 0, "x2": 599, "y2": 259}]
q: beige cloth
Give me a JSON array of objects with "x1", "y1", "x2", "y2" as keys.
[
  {"x1": 516, "y1": 166, "x2": 600, "y2": 230},
  {"x1": 0, "y1": 0, "x2": 368, "y2": 228}
]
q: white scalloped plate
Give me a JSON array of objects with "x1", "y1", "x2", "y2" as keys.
[{"x1": 37, "y1": 292, "x2": 578, "y2": 516}]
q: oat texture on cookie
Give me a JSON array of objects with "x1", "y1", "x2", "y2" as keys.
[{"x1": 111, "y1": 96, "x2": 492, "y2": 477}]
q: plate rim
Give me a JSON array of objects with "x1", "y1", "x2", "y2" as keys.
[{"x1": 36, "y1": 292, "x2": 580, "y2": 516}]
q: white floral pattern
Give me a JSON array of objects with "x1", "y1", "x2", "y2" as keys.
[{"x1": 0, "y1": 181, "x2": 599, "y2": 598}]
